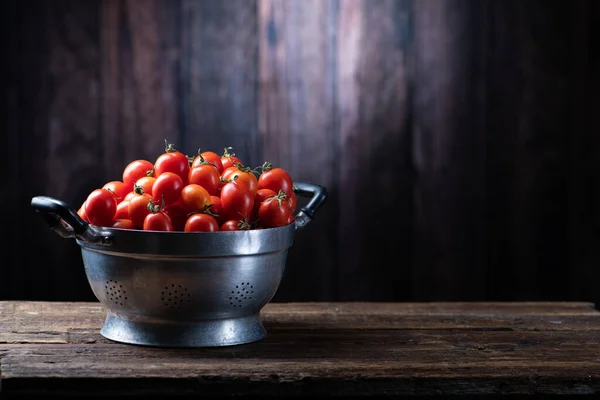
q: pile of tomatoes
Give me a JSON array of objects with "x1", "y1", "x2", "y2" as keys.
[{"x1": 77, "y1": 142, "x2": 297, "y2": 232}]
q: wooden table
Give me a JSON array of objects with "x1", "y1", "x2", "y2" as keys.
[{"x1": 1, "y1": 301, "x2": 599, "y2": 397}]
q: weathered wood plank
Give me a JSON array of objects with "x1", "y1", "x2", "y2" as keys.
[
  {"x1": 4, "y1": 313, "x2": 600, "y2": 346},
  {"x1": 335, "y1": 0, "x2": 414, "y2": 302},
  {"x1": 258, "y1": 0, "x2": 337, "y2": 302},
  {"x1": 3, "y1": 341, "x2": 600, "y2": 378},
  {"x1": 19, "y1": 0, "x2": 102, "y2": 302},
  {"x1": 411, "y1": 0, "x2": 487, "y2": 301},
  {"x1": 5, "y1": 0, "x2": 599, "y2": 322},
  {"x1": 2, "y1": 301, "x2": 600, "y2": 346},
  {"x1": 2, "y1": 330, "x2": 600, "y2": 395},
  {"x1": 99, "y1": 0, "x2": 179, "y2": 177},
  {"x1": 4, "y1": 300, "x2": 597, "y2": 316},
  {"x1": 2, "y1": 301, "x2": 600, "y2": 395},
  {"x1": 180, "y1": 0, "x2": 259, "y2": 163}
]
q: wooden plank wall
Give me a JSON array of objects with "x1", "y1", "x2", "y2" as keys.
[{"x1": 3, "y1": 0, "x2": 599, "y2": 305}]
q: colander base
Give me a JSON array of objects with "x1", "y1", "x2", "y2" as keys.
[{"x1": 100, "y1": 311, "x2": 267, "y2": 347}]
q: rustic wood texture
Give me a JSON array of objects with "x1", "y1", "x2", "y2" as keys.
[
  {"x1": 411, "y1": 0, "x2": 487, "y2": 301},
  {"x1": 4, "y1": 0, "x2": 599, "y2": 305},
  {"x1": 258, "y1": 0, "x2": 338, "y2": 301},
  {"x1": 1, "y1": 301, "x2": 600, "y2": 396}
]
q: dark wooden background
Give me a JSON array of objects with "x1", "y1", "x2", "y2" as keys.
[{"x1": 3, "y1": 0, "x2": 599, "y2": 305}]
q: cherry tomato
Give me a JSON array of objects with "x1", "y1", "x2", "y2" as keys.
[
  {"x1": 220, "y1": 181, "x2": 254, "y2": 221},
  {"x1": 124, "y1": 191, "x2": 136, "y2": 202},
  {"x1": 85, "y1": 188, "x2": 117, "y2": 227},
  {"x1": 135, "y1": 176, "x2": 156, "y2": 197},
  {"x1": 221, "y1": 166, "x2": 238, "y2": 181},
  {"x1": 154, "y1": 141, "x2": 190, "y2": 183},
  {"x1": 220, "y1": 220, "x2": 240, "y2": 231},
  {"x1": 143, "y1": 211, "x2": 174, "y2": 232},
  {"x1": 250, "y1": 188, "x2": 277, "y2": 223},
  {"x1": 128, "y1": 193, "x2": 153, "y2": 228},
  {"x1": 223, "y1": 166, "x2": 258, "y2": 197},
  {"x1": 122, "y1": 159, "x2": 154, "y2": 191},
  {"x1": 188, "y1": 164, "x2": 221, "y2": 195},
  {"x1": 77, "y1": 204, "x2": 89, "y2": 222},
  {"x1": 194, "y1": 151, "x2": 224, "y2": 174},
  {"x1": 207, "y1": 195, "x2": 226, "y2": 225},
  {"x1": 102, "y1": 181, "x2": 130, "y2": 203},
  {"x1": 184, "y1": 213, "x2": 219, "y2": 232},
  {"x1": 163, "y1": 204, "x2": 189, "y2": 231},
  {"x1": 180, "y1": 184, "x2": 211, "y2": 213},
  {"x1": 258, "y1": 192, "x2": 292, "y2": 228},
  {"x1": 288, "y1": 190, "x2": 297, "y2": 212},
  {"x1": 153, "y1": 172, "x2": 184, "y2": 206},
  {"x1": 221, "y1": 146, "x2": 243, "y2": 170},
  {"x1": 112, "y1": 219, "x2": 135, "y2": 230},
  {"x1": 220, "y1": 219, "x2": 251, "y2": 231},
  {"x1": 257, "y1": 164, "x2": 293, "y2": 196},
  {"x1": 115, "y1": 200, "x2": 130, "y2": 220}
]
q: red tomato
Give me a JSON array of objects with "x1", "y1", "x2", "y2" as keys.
[
  {"x1": 122, "y1": 160, "x2": 154, "y2": 191},
  {"x1": 115, "y1": 200, "x2": 130, "y2": 220},
  {"x1": 163, "y1": 204, "x2": 189, "y2": 231},
  {"x1": 112, "y1": 219, "x2": 135, "y2": 230},
  {"x1": 124, "y1": 191, "x2": 136, "y2": 202},
  {"x1": 286, "y1": 213, "x2": 295, "y2": 225},
  {"x1": 221, "y1": 147, "x2": 243, "y2": 170},
  {"x1": 221, "y1": 166, "x2": 238, "y2": 181},
  {"x1": 220, "y1": 181, "x2": 254, "y2": 221},
  {"x1": 184, "y1": 213, "x2": 219, "y2": 232},
  {"x1": 102, "y1": 181, "x2": 129, "y2": 203},
  {"x1": 250, "y1": 188, "x2": 277, "y2": 223},
  {"x1": 143, "y1": 211, "x2": 174, "y2": 232},
  {"x1": 220, "y1": 220, "x2": 240, "y2": 231},
  {"x1": 257, "y1": 164, "x2": 293, "y2": 196},
  {"x1": 288, "y1": 191, "x2": 297, "y2": 212},
  {"x1": 85, "y1": 189, "x2": 117, "y2": 227},
  {"x1": 154, "y1": 141, "x2": 190, "y2": 183},
  {"x1": 220, "y1": 219, "x2": 251, "y2": 231},
  {"x1": 207, "y1": 195, "x2": 226, "y2": 225},
  {"x1": 152, "y1": 172, "x2": 184, "y2": 206},
  {"x1": 223, "y1": 166, "x2": 258, "y2": 197},
  {"x1": 77, "y1": 204, "x2": 89, "y2": 222},
  {"x1": 258, "y1": 193, "x2": 292, "y2": 228},
  {"x1": 188, "y1": 164, "x2": 221, "y2": 195},
  {"x1": 180, "y1": 184, "x2": 211, "y2": 213},
  {"x1": 135, "y1": 176, "x2": 156, "y2": 197},
  {"x1": 128, "y1": 193, "x2": 153, "y2": 228},
  {"x1": 194, "y1": 151, "x2": 224, "y2": 174}
]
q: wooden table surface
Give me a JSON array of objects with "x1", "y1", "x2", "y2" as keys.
[{"x1": 1, "y1": 301, "x2": 600, "y2": 396}]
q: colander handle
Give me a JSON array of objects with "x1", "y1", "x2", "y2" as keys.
[
  {"x1": 292, "y1": 181, "x2": 328, "y2": 231},
  {"x1": 31, "y1": 196, "x2": 111, "y2": 245}
]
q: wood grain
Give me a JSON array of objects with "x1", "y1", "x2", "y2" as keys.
[
  {"x1": 1, "y1": 301, "x2": 600, "y2": 396},
  {"x1": 100, "y1": 0, "x2": 179, "y2": 177},
  {"x1": 335, "y1": 0, "x2": 413, "y2": 301},
  {"x1": 4, "y1": 0, "x2": 599, "y2": 308},
  {"x1": 180, "y1": 0, "x2": 259, "y2": 163},
  {"x1": 258, "y1": 0, "x2": 338, "y2": 301},
  {"x1": 15, "y1": 0, "x2": 102, "y2": 302},
  {"x1": 411, "y1": 0, "x2": 487, "y2": 301}
]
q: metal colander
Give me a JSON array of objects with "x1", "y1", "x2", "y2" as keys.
[{"x1": 31, "y1": 181, "x2": 326, "y2": 348}]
